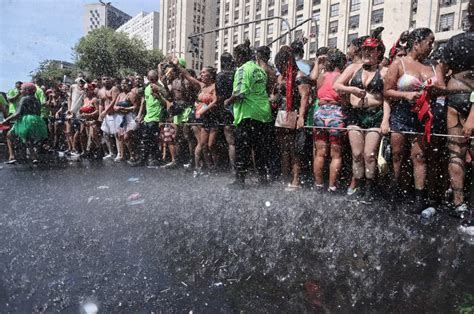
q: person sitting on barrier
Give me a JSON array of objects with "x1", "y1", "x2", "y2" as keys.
[
  {"x1": 273, "y1": 45, "x2": 311, "y2": 191},
  {"x1": 0, "y1": 82, "x2": 48, "y2": 163},
  {"x1": 436, "y1": 6, "x2": 474, "y2": 219},
  {"x1": 384, "y1": 28, "x2": 440, "y2": 213},
  {"x1": 334, "y1": 34, "x2": 389, "y2": 203},
  {"x1": 311, "y1": 48, "x2": 347, "y2": 192}
]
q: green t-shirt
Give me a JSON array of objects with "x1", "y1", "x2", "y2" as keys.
[
  {"x1": 7, "y1": 88, "x2": 20, "y2": 114},
  {"x1": 144, "y1": 84, "x2": 163, "y2": 123},
  {"x1": 35, "y1": 85, "x2": 48, "y2": 118},
  {"x1": 173, "y1": 106, "x2": 192, "y2": 125},
  {"x1": 232, "y1": 61, "x2": 272, "y2": 126}
]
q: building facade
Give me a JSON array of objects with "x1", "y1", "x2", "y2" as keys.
[
  {"x1": 159, "y1": 0, "x2": 217, "y2": 71},
  {"x1": 212, "y1": 0, "x2": 470, "y2": 65},
  {"x1": 117, "y1": 12, "x2": 160, "y2": 50},
  {"x1": 83, "y1": 3, "x2": 132, "y2": 33}
]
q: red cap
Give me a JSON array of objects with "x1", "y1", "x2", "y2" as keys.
[{"x1": 362, "y1": 37, "x2": 382, "y2": 48}]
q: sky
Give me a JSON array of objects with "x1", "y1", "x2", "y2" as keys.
[{"x1": 0, "y1": 0, "x2": 160, "y2": 92}]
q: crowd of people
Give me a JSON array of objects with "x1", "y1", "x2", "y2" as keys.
[{"x1": 1, "y1": 12, "x2": 473, "y2": 222}]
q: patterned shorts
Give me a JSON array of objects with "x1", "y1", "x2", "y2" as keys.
[{"x1": 313, "y1": 103, "x2": 346, "y2": 145}]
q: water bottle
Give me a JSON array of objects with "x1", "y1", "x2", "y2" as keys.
[{"x1": 420, "y1": 207, "x2": 436, "y2": 225}]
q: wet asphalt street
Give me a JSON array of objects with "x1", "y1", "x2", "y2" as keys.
[{"x1": 0, "y1": 160, "x2": 473, "y2": 313}]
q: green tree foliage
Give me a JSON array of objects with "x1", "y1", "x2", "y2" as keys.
[
  {"x1": 30, "y1": 60, "x2": 77, "y2": 87},
  {"x1": 74, "y1": 28, "x2": 164, "y2": 78}
]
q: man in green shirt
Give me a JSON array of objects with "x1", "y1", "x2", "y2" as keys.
[
  {"x1": 136, "y1": 70, "x2": 164, "y2": 166},
  {"x1": 224, "y1": 40, "x2": 273, "y2": 188},
  {"x1": 34, "y1": 79, "x2": 48, "y2": 119},
  {"x1": 7, "y1": 81, "x2": 22, "y2": 115}
]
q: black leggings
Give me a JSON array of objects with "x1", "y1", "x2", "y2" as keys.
[{"x1": 235, "y1": 119, "x2": 272, "y2": 179}]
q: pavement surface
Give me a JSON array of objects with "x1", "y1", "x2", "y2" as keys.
[{"x1": 0, "y1": 160, "x2": 473, "y2": 313}]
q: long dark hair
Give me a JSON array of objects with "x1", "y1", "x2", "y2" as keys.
[
  {"x1": 203, "y1": 66, "x2": 217, "y2": 82},
  {"x1": 274, "y1": 46, "x2": 298, "y2": 77},
  {"x1": 326, "y1": 49, "x2": 347, "y2": 72},
  {"x1": 406, "y1": 28, "x2": 433, "y2": 51}
]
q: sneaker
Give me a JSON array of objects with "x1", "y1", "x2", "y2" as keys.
[
  {"x1": 183, "y1": 163, "x2": 192, "y2": 169},
  {"x1": 102, "y1": 153, "x2": 114, "y2": 160},
  {"x1": 161, "y1": 161, "x2": 177, "y2": 169},
  {"x1": 5, "y1": 159, "x2": 16, "y2": 165},
  {"x1": 193, "y1": 168, "x2": 203, "y2": 178},
  {"x1": 360, "y1": 189, "x2": 375, "y2": 205},
  {"x1": 114, "y1": 156, "x2": 124, "y2": 162},
  {"x1": 327, "y1": 186, "x2": 337, "y2": 193},
  {"x1": 449, "y1": 203, "x2": 469, "y2": 219},
  {"x1": 346, "y1": 187, "x2": 359, "y2": 196}
]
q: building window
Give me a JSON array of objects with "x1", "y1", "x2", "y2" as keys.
[
  {"x1": 439, "y1": 0, "x2": 456, "y2": 7},
  {"x1": 280, "y1": 37, "x2": 287, "y2": 46},
  {"x1": 349, "y1": 15, "x2": 359, "y2": 29},
  {"x1": 329, "y1": 20, "x2": 338, "y2": 33},
  {"x1": 347, "y1": 33, "x2": 358, "y2": 46},
  {"x1": 266, "y1": 37, "x2": 273, "y2": 45},
  {"x1": 234, "y1": 11, "x2": 239, "y2": 21},
  {"x1": 255, "y1": 40, "x2": 260, "y2": 47},
  {"x1": 328, "y1": 37, "x2": 337, "y2": 48},
  {"x1": 373, "y1": 0, "x2": 384, "y2": 5},
  {"x1": 410, "y1": 20, "x2": 416, "y2": 28},
  {"x1": 296, "y1": 14, "x2": 304, "y2": 24},
  {"x1": 256, "y1": 13, "x2": 261, "y2": 20},
  {"x1": 245, "y1": 5, "x2": 250, "y2": 17},
  {"x1": 330, "y1": 4, "x2": 339, "y2": 17},
  {"x1": 296, "y1": 0, "x2": 304, "y2": 11},
  {"x1": 371, "y1": 9, "x2": 384, "y2": 24},
  {"x1": 350, "y1": 0, "x2": 361, "y2": 11},
  {"x1": 310, "y1": 42, "x2": 317, "y2": 54},
  {"x1": 244, "y1": 31, "x2": 249, "y2": 39},
  {"x1": 255, "y1": 27, "x2": 261, "y2": 37},
  {"x1": 256, "y1": 0, "x2": 262, "y2": 11},
  {"x1": 312, "y1": 10, "x2": 320, "y2": 21},
  {"x1": 268, "y1": 9, "x2": 274, "y2": 17},
  {"x1": 312, "y1": 0, "x2": 321, "y2": 5},
  {"x1": 267, "y1": 23, "x2": 274, "y2": 35},
  {"x1": 462, "y1": 10, "x2": 470, "y2": 31},
  {"x1": 268, "y1": 0, "x2": 275, "y2": 7},
  {"x1": 281, "y1": 4, "x2": 288, "y2": 16},
  {"x1": 439, "y1": 13, "x2": 454, "y2": 32}
]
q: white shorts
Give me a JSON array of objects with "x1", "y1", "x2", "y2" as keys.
[{"x1": 100, "y1": 114, "x2": 120, "y2": 135}]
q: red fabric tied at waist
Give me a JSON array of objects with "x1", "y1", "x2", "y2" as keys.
[{"x1": 410, "y1": 79, "x2": 433, "y2": 144}]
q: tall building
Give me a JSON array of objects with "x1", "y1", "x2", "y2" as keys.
[
  {"x1": 83, "y1": 2, "x2": 132, "y2": 33},
  {"x1": 212, "y1": 0, "x2": 471, "y2": 65},
  {"x1": 117, "y1": 12, "x2": 160, "y2": 50},
  {"x1": 159, "y1": 0, "x2": 217, "y2": 71}
]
